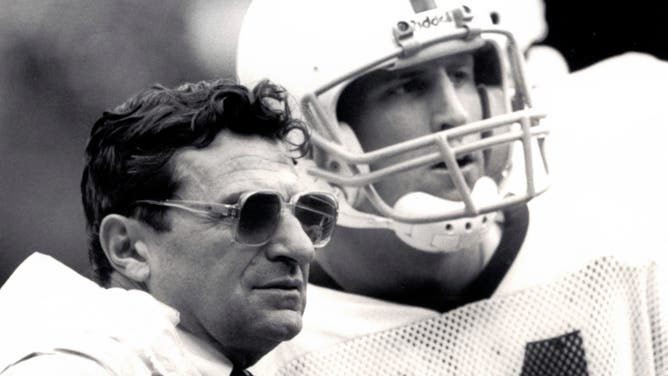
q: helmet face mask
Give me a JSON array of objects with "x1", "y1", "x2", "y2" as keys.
[
  {"x1": 301, "y1": 38, "x2": 548, "y2": 223},
  {"x1": 237, "y1": 0, "x2": 550, "y2": 250}
]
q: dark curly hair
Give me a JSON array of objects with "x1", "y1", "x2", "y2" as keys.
[{"x1": 81, "y1": 79, "x2": 309, "y2": 285}]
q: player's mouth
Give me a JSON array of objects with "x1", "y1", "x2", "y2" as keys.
[{"x1": 430, "y1": 154, "x2": 476, "y2": 171}]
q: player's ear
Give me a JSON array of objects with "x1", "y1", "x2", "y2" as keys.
[{"x1": 99, "y1": 214, "x2": 151, "y2": 283}]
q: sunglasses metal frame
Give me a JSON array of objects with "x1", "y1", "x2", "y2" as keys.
[{"x1": 133, "y1": 190, "x2": 338, "y2": 247}]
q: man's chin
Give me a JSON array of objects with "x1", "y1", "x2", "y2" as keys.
[{"x1": 262, "y1": 310, "x2": 303, "y2": 341}]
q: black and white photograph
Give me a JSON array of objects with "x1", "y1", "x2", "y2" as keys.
[{"x1": 1, "y1": 0, "x2": 667, "y2": 374}]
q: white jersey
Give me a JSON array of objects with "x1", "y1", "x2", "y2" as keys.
[
  {"x1": 252, "y1": 53, "x2": 668, "y2": 375},
  {"x1": 254, "y1": 255, "x2": 666, "y2": 375}
]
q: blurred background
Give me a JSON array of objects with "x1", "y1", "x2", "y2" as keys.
[{"x1": 1, "y1": 0, "x2": 667, "y2": 286}]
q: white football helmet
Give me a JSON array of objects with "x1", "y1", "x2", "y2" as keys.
[{"x1": 237, "y1": 0, "x2": 550, "y2": 253}]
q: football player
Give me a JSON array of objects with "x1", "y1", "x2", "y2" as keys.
[{"x1": 236, "y1": 0, "x2": 668, "y2": 374}]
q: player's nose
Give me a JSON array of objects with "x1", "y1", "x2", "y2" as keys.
[{"x1": 429, "y1": 69, "x2": 469, "y2": 133}]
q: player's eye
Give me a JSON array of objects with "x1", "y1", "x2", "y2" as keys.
[
  {"x1": 383, "y1": 77, "x2": 428, "y2": 99},
  {"x1": 448, "y1": 67, "x2": 474, "y2": 86}
]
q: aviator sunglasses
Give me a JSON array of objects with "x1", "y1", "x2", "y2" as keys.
[{"x1": 134, "y1": 190, "x2": 338, "y2": 247}]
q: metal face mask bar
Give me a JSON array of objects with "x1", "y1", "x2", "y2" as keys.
[
  {"x1": 300, "y1": 5, "x2": 549, "y2": 224},
  {"x1": 134, "y1": 190, "x2": 339, "y2": 247}
]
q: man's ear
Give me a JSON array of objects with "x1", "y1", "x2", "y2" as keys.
[{"x1": 99, "y1": 214, "x2": 151, "y2": 283}]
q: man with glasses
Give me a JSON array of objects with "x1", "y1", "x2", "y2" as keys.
[{"x1": 0, "y1": 79, "x2": 338, "y2": 375}]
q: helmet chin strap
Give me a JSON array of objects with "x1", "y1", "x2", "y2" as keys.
[
  {"x1": 334, "y1": 177, "x2": 502, "y2": 253},
  {"x1": 391, "y1": 177, "x2": 499, "y2": 253}
]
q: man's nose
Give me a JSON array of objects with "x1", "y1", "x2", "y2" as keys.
[
  {"x1": 429, "y1": 69, "x2": 469, "y2": 133},
  {"x1": 265, "y1": 211, "x2": 315, "y2": 266}
]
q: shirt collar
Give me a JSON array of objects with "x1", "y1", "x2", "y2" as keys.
[{"x1": 176, "y1": 326, "x2": 234, "y2": 376}]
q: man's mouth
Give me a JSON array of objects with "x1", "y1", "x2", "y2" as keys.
[
  {"x1": 256, "y1": 278, "x2": 303, "y2": 291},
  {"x1": 254, "y1": 277, "x2": 305, "y2": 310},
  {"x1": 431, "y1": 154, "x2": 475, "y2": 170}
]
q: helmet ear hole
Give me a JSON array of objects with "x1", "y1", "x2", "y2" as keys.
[{"x1": 327, "y1": 159, "x2": 341, "y2": 173}]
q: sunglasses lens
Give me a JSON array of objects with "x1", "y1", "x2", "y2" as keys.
[
  {"x1": 237, "y1": 192, "x2": 282, "y2": 245},
  {"x1": 294, "y1": 194, "x2": 338, "y2": 247}
]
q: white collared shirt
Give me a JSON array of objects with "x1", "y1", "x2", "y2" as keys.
[{"x1": 0, "y1": 252, "x2": 235, "y2": 375}]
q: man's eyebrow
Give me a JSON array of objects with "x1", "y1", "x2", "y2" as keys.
[{"x1": 215, "y1": 191, "x2": 243, "y2": 205}]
